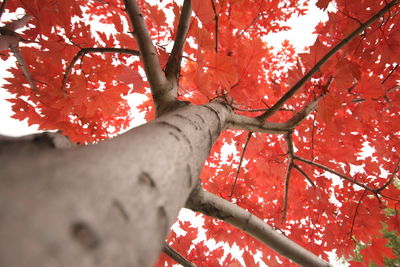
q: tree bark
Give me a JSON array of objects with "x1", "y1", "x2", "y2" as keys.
[
  {"x1": 186, "y1": 187, "x2": 332, "y2": 267},
  {"x1": 0, "y1": 102, "x2": 230, "y2": 267}
]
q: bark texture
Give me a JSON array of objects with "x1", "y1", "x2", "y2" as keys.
[{"x1": 0, "y1": 102, "x2": 230, "y2": 267}]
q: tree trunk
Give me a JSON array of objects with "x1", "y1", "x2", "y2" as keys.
[{"x1": 0, "y1": 102, "x2": 230, "y2": 267}]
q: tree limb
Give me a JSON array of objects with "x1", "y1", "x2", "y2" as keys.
[
  {"x1": 293, "y1": 164, "x2": 316, "y2": 188},
  {"x1": 294, "y1": 156, "x2": 377, "y2": 193},
  {"x1": 186, "y1": 187, "x2": 332, "y2": 267},
  {"x1": 163, "y1": 243, "x2": 197, "y2": 267},
  {"x1": 123, "y1": 0, "x2": 174, "y2": 112},
  {"x1": 0, "y1": 14, "x2": 36, "y2": 90},
  {"x1": 282, "y1": 133, "x2": 294, "y2": 222},
  {"x1": 257, "y1": 0, "x2": 400, "y2": 121},
  {"x1": 377, "y1": 159, "x2": 400, "y2": 192},
  {"x1": 165, "y1": 0, "x2": 192, "y2": 83},
  {"x1": 61, "y1": 47, "x2": 140, "y2": 94},
  {"x1": 230, "y1": 132, "x2": 252, "y2": 199},
  {"x1": 226, "y1": 113, "x2": 289, "y2": 133},
  {"x1": 226, "y1": 98, "x2": 320, "y2": 134},
  {"x1": 10, "y1": 46, "x2": 37, "y2": 91},
  {"x1": 210, "y1": 0, "x2": 219, "y2": 53}
]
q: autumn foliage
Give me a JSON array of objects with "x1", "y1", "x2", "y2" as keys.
[{"x1": 1, "y1": 0, "x2": 400, "y2": 266}]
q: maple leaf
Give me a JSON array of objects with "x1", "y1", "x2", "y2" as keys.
[
  {"x1": 191, "y1": 0, "x2": 214, "y2": 25},
  {"x1": 360, "y1": 238, "x2": 397, "y2": 266},
  {"x1": 207, "y1": 53, "x2": 239, "y2": 90}
]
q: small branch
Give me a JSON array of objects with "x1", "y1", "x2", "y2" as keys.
[
  {"x1": 349, "y1": 190, "x2": 367, "y2": 238},
  {"x1": 227, "y1": 97, "x2": 320, "y2": 134},
  {"x1": 382, "y1": 63, "x2": 399, "y2": 84},
  {"x1": 310, "y1": 112, "x2": 317, "y2": 160},
  {"x1": 377, "y1": 159, "x2": 400, "y2": 192},
  {"x1": 284, "y1": 97, "x2": 322, "y2": 129},
  {"x1": 186, "y1": 187, "x2": 332, "y2": 267},
  {"x1": 226, "y1": 113, "x2": 289, "y2": 134},
  {"x1": 61, "y1": 47, "x2": 140, "y2": 94},
  {"x1": 257, "y1": 0, "x2": 400, "y2": 121},
  {"x1": 123, "y1": 0, "x2": 173, "y2": 110},
  {"x1": 230, "y1": 132, "x2": 252, "y2": 199},
  {"x1": 282, "y1": 162, "x2": 294, "y2": 223},
  {"x1": 281, "y1": 133, "x2": 295, "y2": 222},
  {"x1": 236, "y1": 12, "x2": 263, "y2": 38},
  {"x1": 163, "y1": 243, "x2": 197, "y2": 267},
  {"x1": 294, "y1": 156, "x2": 377, "y2": 193},
  {"x1": 293, "y1": 164, "x2": 316, "y2": 188},
  {"x1": 165, "y1": 0, "x2": 192, "y2": 83},
  {"x1": 232, "y1": 106, "x2": 295, "y2": 113},
  {"x1": 0, "y1": 0, "x2": 8, "y2": 20},
  {"x1": 210, "y1": 0, "x2": 219, "y2": 53},
  {"x1": 10, "y1": 46, "x2": 37, "y2": 91}
]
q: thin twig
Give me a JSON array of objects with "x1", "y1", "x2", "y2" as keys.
[
  {"x1": 293, "y1": 164, "x2": 316, "y2": 188},
  {"x1": 163, "y1": 243, "x2": 197, "y2": 267},
  {"x1": 382, "y1": 63, "x2": 399, "y2": 84},
  {"x1": 61, "y1": 47, "x2": 140, "y2": 94},
  {"x1": 349, "y1": 190, "x2": 367, "y2": 238},
  {"x1": 257, "y1": 0, "x2": 400, "y2": 121},
  {"x1": 165, "y1": 0, "x2": 192, "y2": 83},
  {"x1": 377, "y1": 159, "x2": 400, "y2": 192},
  {"x1": 310, "y1": 112, "x2": 317, "y2": 160},
  {"x1": 210, "y1": 0, "x2": 218, "y2": 53},
  {"x1": 294, "y1": 156, "x2": 376, "y2": 193},
  {"x1": 236, "y1": 12, "x2": 263, "y2": 38},
  {"x1": 230, "y1": 132, "x2": 252, "y2": 199}
]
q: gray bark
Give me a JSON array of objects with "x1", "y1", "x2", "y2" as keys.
[
  {"x1": 186, "y1": 187, "x2": 332, "y2": 267},
  {"x1": 0, "y1": 102, "x2": 230, "y2": 267}
]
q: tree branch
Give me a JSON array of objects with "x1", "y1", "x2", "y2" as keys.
[
  {"x1": 226, "y1": 113, "x2": 289, "y2": 133},
  {"x1": 226, "y1": 98, "x2": 320, "y2": 134},
  {"x1": 165, "y1": 0, "x2": 192, "y2": 83},
  {"x1": 377, "y1": 159, "x2": 400, "y2": 192},
  {"x1": 163, "y1": 243, "x2": 197, "y2": 267},
  {"x1": 10, "y1": 46, "x2": 37, "y2": 91},
  {"x1": 257, "y1": 0, "x2": 400, "y2": 121},
  {"x1": 282, "y1": 133, "x2": 294, "y2": 222},
  {"x1": 186, "y1": 187, "x2": 332, "y2": 267},
  {"x1": 349, "y1": 190, "x2": 367, "y2": 238},
  {"x1": 61, "y1": 47, "x2": 140, "y2": 94},
  {"x1": 284, "y1": 97, "x2": 321, "y2": 128},
  {"x1": 210, "y1": 0, "x2": 219, "y2": 53},
  {"x1": 294, "y1": 156, "x2": 377, "y2": 193},
  {"x1": 293, "y1": 164, "x2": 316, "y2": 188},
  {"x1": 230, "y1": 132, "x2": 252, "y2": 199},
  {"x1": 232, "y1": 106, "x2": 295, "y2": 113},
  {"x1": 0, "y1": 14, "x2": 36, "y2": 90},
  {"x1": 123, "y1": 0, "x2": 174, "y2": 112}
]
